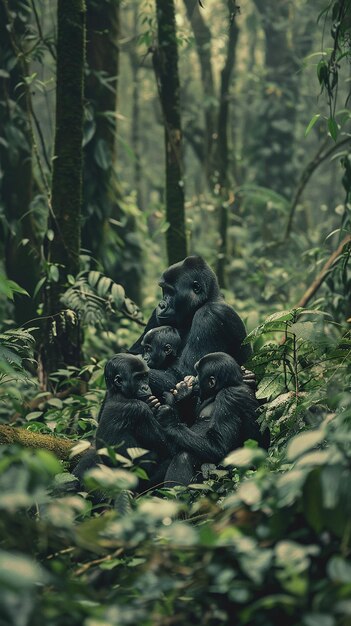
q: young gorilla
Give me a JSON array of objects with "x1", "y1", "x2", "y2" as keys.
[
  {"x1": 141, "y1": 326, "x2": 184, "y2": 397},
  {"x1": 73, "y1": 354, "x2": 172, "y2": 488},
  {"x1": 152, "y1": 352, "x2": 264, "y2": 486},
  {"x1": 130, "y1": 256, "x2": 253, "y2": 378}
]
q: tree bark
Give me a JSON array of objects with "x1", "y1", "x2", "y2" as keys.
[
  {"x1": 84, "y1": 0, "x2": 143, "y2": 305},
  {"x1": 216, "y1": 1, "x2": 239, "y2": 288},
  {"x1": 40, "y1": 0, "x2": 86, "y2": 388},
  {"x1": 183, "y1": 0, "x2": 216, "y2": 181},
  {"x1": 0, "y1": 1, "x2": 41, "y2": 324},
  {"x1": 250, "y1": 0, "x2": 314, "y2": 198},
  {"x1": 154, "y1": 0, "x2": 187, "y2": 265}
]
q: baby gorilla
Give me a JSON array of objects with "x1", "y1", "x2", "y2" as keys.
[
  {"x1": 154, "y1": 352, "x2": 265, "y2": 486},
  {"x1": 141, "y1": 326, "x2": 184, "y2": 397},
  {"x1": 73, "y1": 353, "x2": 172, "y2": 488}
]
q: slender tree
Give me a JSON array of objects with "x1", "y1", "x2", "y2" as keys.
[
  {"x1": 0, "y1": 1, "x2": 41, "y2": 324},
  {"x1": 40, "y1": 0, "x2": 85, "y2": 388},
  {"x1": 154, "y1": 0, "x2": 187, "y2": 265},
  {"x1": 250, "y1": 0, "x2": 315, "y2": 198},
  {"x1": 183, "y1": 0, "x2": 216, "y2": 181},
  {"x1": 216, "y1": 1, "x2": 239, "y2": 287}
]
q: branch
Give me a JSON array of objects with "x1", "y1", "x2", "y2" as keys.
[
  {"x1": 284, "y1": 137, "x2": 351, "y2": 239},
  {"x1": 0, "y1": 425, "x2": 85, "y2": 463},
  {"x1": 295, "y1": 234, "x2": 351, "y2": 308}
]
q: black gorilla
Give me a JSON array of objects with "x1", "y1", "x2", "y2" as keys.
[
  {"x1": 141, "y1": 326, "x2": 183, "y2": 397},
  {"x1": 153, "y1": 352, "x2": 264, "y2": 486},
  {"x1": 73, "y1": 354, "x2": 172, "y2": 487},
  {"x1": 130, "y1": 256, "x2": 252, "y2": 375}
]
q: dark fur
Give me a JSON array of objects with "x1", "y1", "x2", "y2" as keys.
[
  {"x1": 156, "y1": 352, "x2": 264, "y2": 486},
  {"x1": 129, "y1": 256, "x2": 252, "y2": 374},
  {"x1": 74, "y1": 354, "x2": 172, "y2": 488},
  {"x1": 141, "y1": 326, "x2": 183, "y2": 397}
]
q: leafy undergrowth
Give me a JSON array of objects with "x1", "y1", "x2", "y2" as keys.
[{"x1": 0, "y1": 308, "x2": 351, "y2": 626}]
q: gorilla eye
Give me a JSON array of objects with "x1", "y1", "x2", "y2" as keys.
[{"x1": 192, "y1": 281, "x2": 201, "y2": 294}]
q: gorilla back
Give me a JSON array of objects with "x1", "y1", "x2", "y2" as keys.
[{"x1": 130, "y1": 256, "x2": 252, "y2": 374}]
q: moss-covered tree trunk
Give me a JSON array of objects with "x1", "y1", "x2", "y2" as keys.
[
  {"x1": 39, "y1": 0, "x2": 86, "y2": 389},
  {"x1": 154, "y1": 0, "x2": 187, "y2": 265},
  {"x1": 0, "y1": 1, "x2": 41, "y2": 324},
  {"x1": 216, "y1": 2, "x2": 239, "y2": 288}
]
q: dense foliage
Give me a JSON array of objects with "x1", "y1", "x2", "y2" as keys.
[{"x1": 0, "y1": 0, "x2": 350, "y2": 624}]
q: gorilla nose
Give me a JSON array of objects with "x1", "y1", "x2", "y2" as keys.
[{"x1": 158, "y1": 300, "x2": 167, "y2": 310}]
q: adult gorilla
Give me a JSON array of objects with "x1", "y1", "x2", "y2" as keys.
[{"x1": 130, "y1": 256, "x2": 252, "y2": 375}]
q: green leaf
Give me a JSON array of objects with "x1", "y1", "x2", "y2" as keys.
[
  {"x1": 47, "y1": 397, "x2": 63, "y2": 409},
  {"x1": 84, "y1": 466, "x2": 138, "y2": 492},
  {"x1": 126, "y1": 447, "x2": 149, "y2": 460},
  {"x1": 94, "y1": 138, "x2": 112, "y2": 170},
  {"x1": 33, "y1": 276, "x2": 46, "y2": 298},
  {"x1": 49, "y1": 265, "x2": 59, "y2": 283},
  {"x1": 0, "y1": 551, "x2": 47, "y2": 589},
  {"x1": 321, "y1": 465, "x2": 341, "y2": 509},
  {"x1": 223, "y1": 447, "x2": 266, "y2": 468},
  {"x1": 69, "y1": 440, "x2": 92, "y2": 458},
  {"x1": 287, "y1": 430, "x2": 325, "y2": 461},
  {"x1": 256, "y1": 374, "x2": 284, "y2": 400},
  {"x1": 6, "y1": 280, "x2": 29, "y2": 297},
  {"x1": 88, "y1": 271, "x2": 101, "y2": 287},
  {"x1": 97, "y1": 276, "x2": 112, "y2": 297},
  {"x1": 111, "y1": 283, "x2": 125, "y2": 308},
  {"x1": 25, "y1": 411, "x2": 43, "y2": 421},
  {"x1": 328, "y1": 116, "x2": 339, "y2": 141},
  {"x1": 305, "y1": 114, "x2": 321, "y2": 136},
  {"x1": 327, "y1": 557, "x2": 351, "y2": 583}
]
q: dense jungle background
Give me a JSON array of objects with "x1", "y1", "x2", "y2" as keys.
[{"x1": 0, "y1": 0, "x2": 351, "y2": 624}]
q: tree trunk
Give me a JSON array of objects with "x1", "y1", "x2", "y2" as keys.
[
  {"x1": 216, "y1": 1, "x2": 239, "y2": 288},
  {"x1": 250, "y1": 0, "x2": 314, "y2": 198},
  {"x1": 83, "y1": 0, "x2": 119, "y2": 258},
  {"x1": 84, "y1": 0, "x2": 143, "y2": 305},
  {"x1": 154, "y1": 0, "x2": 187, "y2": 265},
  {"x1": 183, "y1": 0, "x2": 216, "y2": 182},
  {"x1": 0, "y1": 1, "x2": 41, "y2": 324},
  {"x1": 40, "y1": 0, "x2": 86, "y2": 389}
]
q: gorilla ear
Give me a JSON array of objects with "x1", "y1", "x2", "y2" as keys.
[
  {"x1": 183, "y1": 255, "x2": 206, "y2": 270},
  {"x1": 114, "y1": 374, "x2": 122, "y2": 387},
  {"x1": 164, "y1": 343, "x2": 173, "y2": 355},
  {"x1": 208, "y1": 376, "x2": 216, "y2": 388}
]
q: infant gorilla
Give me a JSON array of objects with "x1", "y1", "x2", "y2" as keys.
[
  {"x1": 141, "y1": 325, "x2": 184, "y2": 397},
  {"x1": 150, "y1": 352, "x2": 265, "y2": 486},
  {"x1": 73, "y1": 353, "x2": 172, "y2": 489}
]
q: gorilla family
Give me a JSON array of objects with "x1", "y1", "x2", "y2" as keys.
[
  {"x1": 130, "y1": 255, "x2": 252, "y2": 376},
  {"x1": 75, "y1": 256, "x2": 267, "y2": 489}
]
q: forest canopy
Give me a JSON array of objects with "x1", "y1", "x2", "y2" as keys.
[{"x1": 0, "y1": 1, "x2": 350, "y2": 625}]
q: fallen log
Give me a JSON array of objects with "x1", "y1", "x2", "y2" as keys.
[{"x1": 0, "y1": 424, "x2": 84, "y2": 463}]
